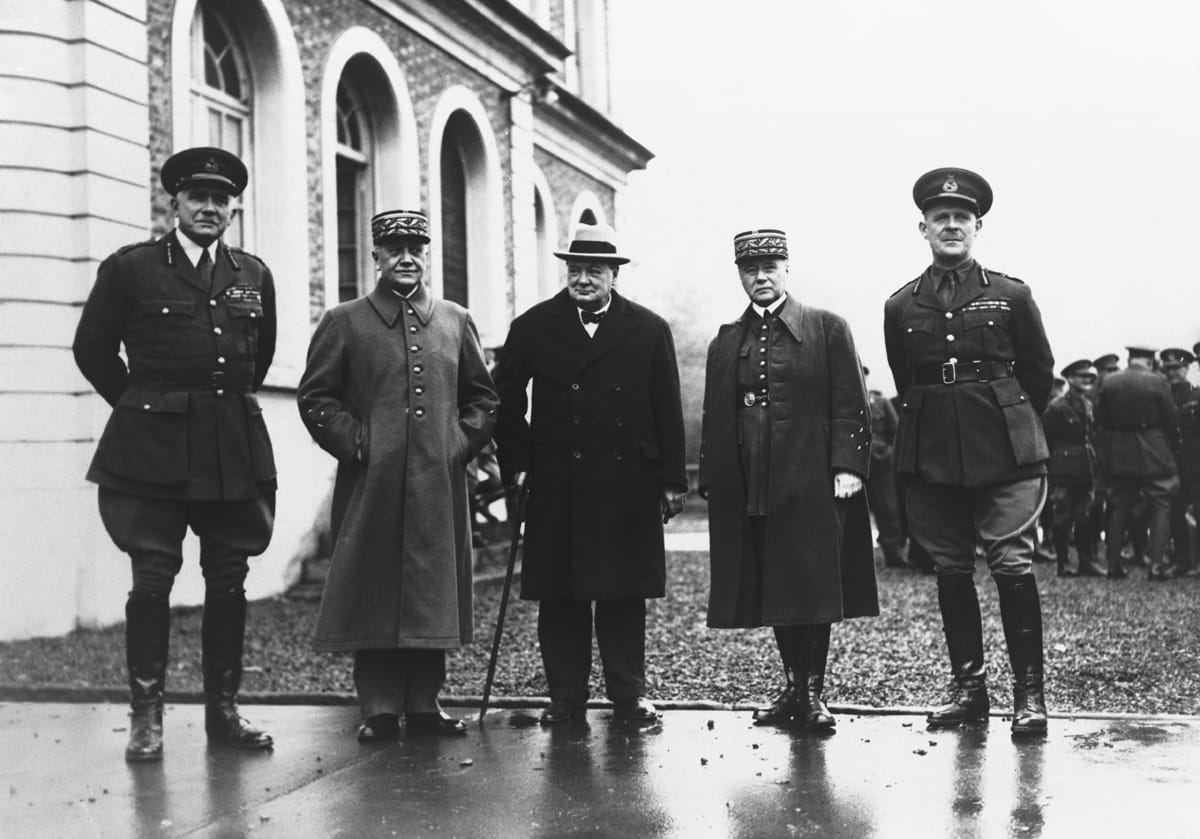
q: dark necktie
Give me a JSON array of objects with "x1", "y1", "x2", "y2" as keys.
[
  {"x1": 937, "y1": 271, "x2": 958, "y2": 308},
  {"x1": 580, "y1": 310, "x2": 605, "y2": 326},
  {"x1": 197, "y1": 248, "x2": 214, "y2": 291}
]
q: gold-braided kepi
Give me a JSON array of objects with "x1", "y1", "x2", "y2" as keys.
[
  {"x1": 371, "y1": 209, "x2": 430, "y2": 244},
  {"x1": 733, "y1": 229, "x2": 788, "y2": 264}
]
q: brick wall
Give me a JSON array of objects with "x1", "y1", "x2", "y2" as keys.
[{"x1": 534, "y1": 146, "x2": 616, "y2": 242}]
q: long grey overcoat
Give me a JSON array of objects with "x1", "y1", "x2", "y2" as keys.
[
  {"x1": 492, "y1": 289, "x2": 688, "y2": 601},
  {"x1": 700, "y1": 298, "x2": 879, "y2": 627},
  {"x1": 297, "y1": 283, "x2": 498, "y2": 651}
]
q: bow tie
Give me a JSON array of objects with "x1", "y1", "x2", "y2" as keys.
[{"x1": 580, "y1": 310, "x2": 606, "y2": 325}]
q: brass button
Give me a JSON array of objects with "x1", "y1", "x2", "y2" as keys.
[
  {"x1": 946, "y1": 334, "x2": 955, "y2": 342},
  {"x1": 410, "y1": 345, "x2": 419, "y2": 352},
  {"x1": 413, "y1": 364, "x2": 423, "y2": 374},
  {"x1": 213, "y1": 327, "x2": 222, "y2": 335},
  {"x1": 143, "y1": 403, "x2": 151, "y2": 410},
  {"x1": 409, "y1": 326, "x2": 417, "y2": 333},
  {"x1": 614, "y1": 452, "x2": 623, "y2": 461},
  {"x1": 215, "y1": 389, "x2": 224, "y2": 396},
  {"x1": 248, "y1": 312, "x2": 256, "y2": 318},
  {"x1": 572, "y1": 450, "x2": 582, "y2": 460},
  {"x1": 210, "y1": 300, "x2": 217, "y2": 308},
  {"x1": 415, "y1": 407, "x2": 425, "y2": 417},
  {"x1": 414, "y1": 386, "x2": 424, "y2": 395},
  {"x1": 217, "y1": 356, "x2": 225, "y2": 364},
  {"x1": 944, "y1": 312, "x2": 953, "y2": 320},
  {"x1": 571, "y1": 383, "x2": 580, "y2": 391},
  {"x1": 161, "y1": 306, "x2": 169, "y2": 314}
]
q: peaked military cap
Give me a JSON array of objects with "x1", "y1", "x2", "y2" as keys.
[
  {"x1": 554, "y1": 223, "x2": 630, "y2": 264},
  {"x1": 1061, "y1": 359, "x2": 1098, "y2": 378},
  {"x1": 1092, "y1": 353, "x2": 1120, "y2": 371},
  {"x1": 913, "y1": 167, "x2": 993, "y2": 217},
  {"x1": 1126, "y1": 345, "x2": 1158, "y2": 361},
  {"x1": 1160, "y1": 347, "x2": 1195, "y2": 369},
  {"x1": 371, "y1": 209, "x2": 430, "y2": 244},
  {"x1": 733, "y1": 229, "x2": 788, "y2": 263},
  {"x1": 161, "y1": 146, "x2": 248, "y2": 196},
  {"x1": 1194, "y1": 341, "x2": 1200, "y2": 357}
]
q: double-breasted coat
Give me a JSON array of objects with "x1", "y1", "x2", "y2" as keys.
[
  {"x1": 73, "y1": 231, "x2": 277, "y2": 501},
  {"x1": 1095, "y1": 367, "x2": 1178, "y2": 479},
  {"x1": 699, "y1": 298, "x2": 879, "y2": 627},
  {"x1": 883, "y1": 263, "x2": 1054, "y2": 487},
  {"x1": 492, "y1": 289, "x2": 687, "y2": 601},
  {"x1": 297, "y1": 283, "x2": 498, "y2": 651}
]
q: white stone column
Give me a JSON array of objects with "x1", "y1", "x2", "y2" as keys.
[
  {"x1": 0, "y1": 0, "x2": 150, "y2": 639},
  {"x1": 509, "y1": 93, "x2": 542, "y2": 320}
]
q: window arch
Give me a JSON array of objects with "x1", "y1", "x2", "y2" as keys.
[
  {"x1": 190, "y1": 5, "x2": 252, "y2": 246},
  {"x1": 334, "y1": 78, "x2": 373, "y2": 302}
]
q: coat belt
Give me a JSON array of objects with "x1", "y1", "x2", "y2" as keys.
[{"x1": 911, "y1": 360, "x2": 1014, "y2": 385}]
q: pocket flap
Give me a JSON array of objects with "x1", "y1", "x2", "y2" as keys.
[
  {"x1": 137, "y1": 299, "x2": 194, "y2": 317},
  {"x1": 990, "y1": 377, "x2": 1030, "y2": 408},
  {"x1": 117, "y1": 388, "x2": 189, "y2": 413},
  {"x1": 226, "y1": 300, "x2": 265, "y2": 319}
]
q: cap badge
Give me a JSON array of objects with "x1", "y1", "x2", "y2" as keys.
[
  {"x1": 203, "y1": 157, "x2": 219, "y2": 173},
  {"x1": 943, "y1": 175, "x2": 958, "y2": 193}
]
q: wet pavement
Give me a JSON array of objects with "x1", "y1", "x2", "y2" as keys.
[{"x1": 2, "y1": 702, "x2": 1198, "y2": 838}]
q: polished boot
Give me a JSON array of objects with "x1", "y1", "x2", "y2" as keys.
[
  {"x1": 797, "y1": 624, "x2": 836, "y2": 731},
  {"x1": 125, "y1": 593, "x2": 170, "y2": 762},
  {"x1": 995, "y1": 574, "x2": 1049, "y2": 737},
  {"x1": 753, "y1": 627, "x2": 801, "y2": 726},
  {"x1": 202, "y1": 589, "x2": 273, "y2": 750},
  {"x1": 927, "y1": 575, "x2": 990, "y2": 728},
  {"x1": 1074, "y1": 531, "x2": 1105, "y2": 576},
  {"x1": 1053, "y1": 526, "x2": 1074, "y2": 577}
]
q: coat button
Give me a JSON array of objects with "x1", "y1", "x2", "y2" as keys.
[
  {"x1": 572, "y1": 450, "x2": 582, "y2": 460},
  {"x1": 210, "y1": 299, "x2": 217, "y2": 308},
  {"x1": 215, "y1": 389, "x2": 224, "y2": 396},
  {"x1": 614, "y1": 452, "x2": 623, "y2": 461},
  {"x1": 415, "y1": 407, "x2": 425, "y2": 417},
  {"x1": 248, "y1": 312, "x2": 256, "y2": 318},
  {"x1": 615, "y1": 418, "x2": 624, "y2": 427},
  {"x1": 217, "y1": 356, "x2": 225, "y2": 364},
  {"x1": 988, "y1": 320, "x2": 994, "y2": 326},
  {"x1": 945, "y1": 312, "x2": 953, "y2": 319},
  {"x1": 613, "y1": 383, "x2": 622, "y2": 392},
  {"x1": 413, "y1": 364, "x2": 423, "y2": 374},
  {"x1": 410, "y1": 345, "x2": 419, "y2": 352},
  {"x1": 571, "y1": 383, "x2": 580, "y2": 391},
  {"x1": 946, "y1": 334, "x2": 955, "y2": 342},
  {"x1": 907, "y1": 327, "x2": 913, "y2": 333},
  {"x1": 213, "y1": 327, "x2": 222, "y2": 335},
  {"x1": 414, "y1": 386, "x2": 424, "y2": 395},
  {"x1": 409, "y1": 326, "x2": 417, "y2": 333},
  {"x1": 143, "y1": 403, "x2": 151, "y2": 410},
  {"x1": 161, "y1": 306, "x2": 169, "y2": 314}
]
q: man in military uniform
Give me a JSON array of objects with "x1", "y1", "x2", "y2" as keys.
[
  {"x1": 1086, "y1": 353, "x2": 1121, "y2": 556},
  {"x1": 883, "y1": 168, "x2": 1055, "y2": 737},
  {"x1": 1095, "y1": 346, "x2": 1179, "y2": 580},
  {"x1": 74, "y1": 147, "x2": 277, "y2": 761},
  {"x1": 1162, "y1": 348, "x2": 1199, "y2": 577},
  {"x1": 864, "y1": 369, "x2": 907, "y2": 568},
  {"x1": 1042, "y1": 360, "x2": 1103, "y2": 576}
]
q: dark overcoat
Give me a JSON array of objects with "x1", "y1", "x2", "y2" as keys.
[
  {"x1": 492, "y1": 289, "x2": 687, "y2": 601},
  {"x1": 1174, "y1": 384, "x2": 1200, "y2": 483},
  {"x1": 883, "y1": 263, "x2": 1054, "y2": 488},
  {"x1": 1042, "y1": 392, "x2": 1095, "y2": 487},
  {"x1": 699, "y1": 298, "x2": 878, "y2": 627},
  {"x1": 73, "y1": 231, "x2": 277, "y2": 500},
  {"x1": 1094, "y1": 367, "x2": 1178, "y2": 479},
  {"x1": 297, "y1": 283, "x2": 498, "y2": 651}
]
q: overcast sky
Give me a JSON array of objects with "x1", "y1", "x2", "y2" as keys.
[{"x1": 607, "y1": 0, "x2": 1200, "y2": 393}]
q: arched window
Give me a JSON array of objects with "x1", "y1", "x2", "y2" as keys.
[
  {"x1": 578, "y1": 208, "x2": 597, "y2": 225},
  {"x1": 440, "y1": 119, "x2": 470, "y2": 307},
  {"x1": 335, "y1": 79, "x2": 373, "y2": 302},
  {"x1": 190, "y1": 4, "x2": 252, "y2": 247}
]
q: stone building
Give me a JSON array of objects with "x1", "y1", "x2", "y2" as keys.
[{"x1": 0, "y1": 0, "x2": 651, "y2": 640}]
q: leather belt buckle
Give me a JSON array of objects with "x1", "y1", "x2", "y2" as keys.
[{"x1": 941, "y1": 362, "x2": 957, "y2": 385}]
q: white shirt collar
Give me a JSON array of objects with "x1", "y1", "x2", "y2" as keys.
[
  {"x1": 578, "y1": 299, "x2": 612, "y2": 318},
  {"x1": 753, "y1": 293, "x2": 787, "y2": 318},
  {"x1": 176, "y1": 229, "x2": 217, "y2": 268}
]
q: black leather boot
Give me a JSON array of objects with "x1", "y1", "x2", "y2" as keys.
[
  {"x1": 1053, "y1": 525, "x2": 1074, "y2": 577},
  {"x1": 202, "y1": 589, "x2": 273, "y2": 750},
  {"x1": 798, "y1": 623, "x2": 836, "y2": 731},
  {"x1": 1074, "y1": 530, "x2": 1105, "y2": 576},
  {"x1": 753, "y1": 627, "x2": 801, "y2": 726},
  {"x1": 125, "y1": 593, "x2": 170, "y2": 762},
  {"x1": 927, "y1": 575, "x2": 990, "y2": 729},
  {"x1": 995, "y1": 574, "x2": 1049, "y2": 737}
]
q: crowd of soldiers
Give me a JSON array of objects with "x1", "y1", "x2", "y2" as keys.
[{"x1": 866, "y1": 344, "x2": 1200, "y2": 581}]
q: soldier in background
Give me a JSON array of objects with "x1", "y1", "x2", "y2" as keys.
[
  {"x1": 1042, "y1": 360, "x2": 1103, "y2": 576},
  {"x1": 1086, "y1": 353, "x2": 1121, "y2": 557},
  {"x1": 864, "y1": 368, "x2": 908, "y2": 568},
  {"x1": 1095, "y1": 346, "x2": 1179, "y2": 580},
  {"x1": 1162, "y1": 348, "x2": 1199, "y2": 577},
  {"x1": 74, "y1": 147, "x2": 277, "y2": 761}
]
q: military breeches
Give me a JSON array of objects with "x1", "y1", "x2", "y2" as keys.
[
  {"x1": 1051, "y1": 483, "x2": 1094, "y2": 531},
  {"x1": 1106, "y1": 475, "x2": 1178, "y2": 567},
  {"x1": 906, "y1": 477, "x2": 1046, "y2": 577},
  {"x1": 98, "y1": 488, "x2": 275, "y2": 596}
]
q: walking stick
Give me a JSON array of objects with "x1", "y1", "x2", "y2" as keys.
[{"x1": 479, "y1": 476, "x2": 529, "y2": 723}]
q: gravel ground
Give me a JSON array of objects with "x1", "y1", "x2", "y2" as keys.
[{"x1": 3, "y1": 531, "x2": 1198, "y2": 714}]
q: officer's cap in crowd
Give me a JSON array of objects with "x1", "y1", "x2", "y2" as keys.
[
  {"x1": 1061, "y1": 359, "x2": 1098, "y2": 379},
  {"x1": 1160, "y1": 348, "x2": 1196, "y2": 369},
  {"x1": 554, "y1": 223, "x2": 630, "y2": 265},
  {"x1": 913, "y1": 167, "x2": 993, "y2": 217},
  {"x1": 161, "y1": 147, "x2": 248, "y2": 196},
  {"x1": 733, "y1": 229, "x2": 788, "y2": 264},
  {"x1": 371, "y1": 209, "x2": 430, "y2": 245},
  {"x1": 1126, "y1": 345, "x2": 1158, "y2": 361},
  {"x1": 1092, "y1": 353, "x2": 1120, "y2": 372},
  {"x1": 1194, "y1": 340, "x2": 1200, "y2": 358}
]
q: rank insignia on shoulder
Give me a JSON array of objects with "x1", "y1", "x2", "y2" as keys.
[
  {"x1": 224, "y1": 285, "x2": 262, "y2": 304},
  {"x1": 963, "y1": 299, "x2": 1011, "y2": 312}
]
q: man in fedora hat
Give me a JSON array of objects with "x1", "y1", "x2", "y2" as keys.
[
  {"x1": 73, "y1": 146, "x2": 277, "y2": 761},
  {"x1": 298, "y1": 209, "x2": 498, "y2": 740},
  {"x1": 884, "y1": 167, "x2": 1056, "y2": 737},
  {"x1": 492, "y1": 222, "x2": 687, "y2": 726},
  {"x1": 1096, "y1": 346, "x2": 1179, "y2": 581},
  {"x1": 700, "y1": 228, "x2": 878, "y2": 732}
]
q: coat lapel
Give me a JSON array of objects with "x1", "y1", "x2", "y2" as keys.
[
  {"x1": 947, "y1": 262, "x2": 987, "y2": 310},
  {"x1": 774, "y1": 296, "x2": 805, "y2": 345},
  {"x1": 209, "y1": 241, "x2": 241, "y2": 299},
  {"x1": 574, "y1": 291, "x2": 638, "y2": 375},
  {"x1": 163, "y1": 231, "x2": 212, "y2": 296},
  {"x1": 543, "y1": 289, "x2": 592, "y2": 355}
]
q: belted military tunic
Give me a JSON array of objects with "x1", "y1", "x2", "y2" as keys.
[
  {"x1": 1043, "y1": 391, "x2": 1095, "y2": 488},
  {"x1": 883, "y1": 261, "x2": 1054, "y2": 487},
  {"x1": 73, "y1": 231, "x2": 277, "y2": 501}
]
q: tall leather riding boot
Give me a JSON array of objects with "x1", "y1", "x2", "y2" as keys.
[
  {"x1": 1052, "y1": 525, "x2": 1074, "y2": 577},
  {"x1": 1074, "y1": 528, "x2": 1105, "y2": 577},
  {"x1": 995, "y1": 573, "x2": 1049, "y2": 737},
  {"x1": 927, "y1": 574, "x2": 990, "y2": 728},
  {"x1": 125, "y1": 592, "x2": 170, "y2": 762},
  {"x1": 201, "y1": 589, "x2": 273, "y2": 750},
  {"x1": 753, "y1": 627, "x2": 801, "y2": 725},
  {"x1": 798, "y1": 623, "x2": 836, "y2": 731}
]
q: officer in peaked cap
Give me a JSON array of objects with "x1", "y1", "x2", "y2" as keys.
[
  {"x1": 884, "y1": 167, "x2": 1055, "y2": 737},
  {"x1": 1096, "y1": 344, "x2": 1180, "y2": 583},
  {"x1": 1086, "y1": 352, "x2": 1122, "y2": 555},
  {"x1": 700, "y1": 227, "x2": 877, "y2": 732},
  {"x1": 1160, "y1": 348, "x2": 1200, "y2": 577},
  {"x1": 1093, "y1": 353, "x2": 1121, "y2": 379},
  {"x1": 73, "y1": 146, "x2": 276, "y2": 761},
  {"x1": 1043, "y1": 360, "x2": 1103, "y2": 577}
]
